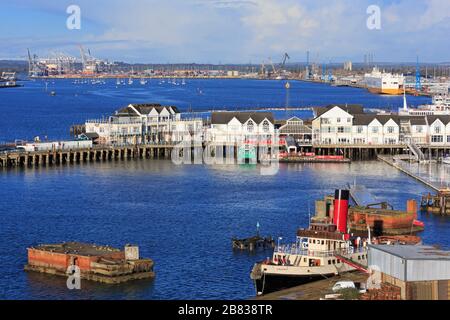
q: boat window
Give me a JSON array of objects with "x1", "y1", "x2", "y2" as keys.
[{"x1": 328, "y1": 260, "x2": 332, "y2": 265}]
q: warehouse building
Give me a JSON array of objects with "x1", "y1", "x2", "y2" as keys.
[{"x1": 368, "y1": 245, "x2": 450, "y2": 300}]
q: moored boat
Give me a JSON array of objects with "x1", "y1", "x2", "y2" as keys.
[{"x1": 250, "y1": 190, "x2": 369, "y2": 295}]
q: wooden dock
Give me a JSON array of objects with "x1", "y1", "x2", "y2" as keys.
[{"x1": 0, "y1": 144, "x2": 175, "y2": 170}]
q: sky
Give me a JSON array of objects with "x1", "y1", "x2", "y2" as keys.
[{"x1": 0, "y1": 0, "x2": 449, "y2": 63}]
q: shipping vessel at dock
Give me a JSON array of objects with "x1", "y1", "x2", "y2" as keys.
[
  {"x1": 24, "y1": 242, "x2": 155, "y2": 284},
  {"x1": 364, "y1": 67, "x2": 404, "y2": 95},
  {"x1": 250, "y1": 190, "x2": 369, "y2": 295}
]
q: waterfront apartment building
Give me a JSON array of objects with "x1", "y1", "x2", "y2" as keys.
[
  {"x1": 85, "y1": 104, "x2": 203, "y2": 145},
  {"x1": 312, "y1": 105, "x2": 450, "y2": 147},
  {"x1": 206, "y1": 112, "x2": 276, "y2": 145}
]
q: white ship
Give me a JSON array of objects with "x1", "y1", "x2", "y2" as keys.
[
  {"x1": 399, "y1": 93, "x2": 450, "y2": 116},
  {"x1": 250, "y1": 190, "x2": 368, "y2": 295},
  {"x1": 364, "y1": 67, "x2": 404, "y2": 95}
]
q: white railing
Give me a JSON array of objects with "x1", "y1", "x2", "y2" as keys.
[{"x1": 274, "y1": 244, "x2": 366, "y2": 257}]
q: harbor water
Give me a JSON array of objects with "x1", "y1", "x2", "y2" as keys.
[{"x1": 0, "y1": 79, "x2": 447, "y2": 300}]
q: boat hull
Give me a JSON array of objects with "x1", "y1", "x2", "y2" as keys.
[
  {"x1": 253, "y1": 273, "x2": 334, "y2": 295},
  {"x1": 368, "y1": 87, "x2": 402, "y2": 95}
]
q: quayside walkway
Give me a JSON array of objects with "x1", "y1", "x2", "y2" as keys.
[{"x1": 377, "y1": 155, "x2": 445, "y2": 192}]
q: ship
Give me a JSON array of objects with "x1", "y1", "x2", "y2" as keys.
[
  {"x1": 399, "y1": 93, "x2": 450, "y2": 116},
  {"x1": 364, "y1": 67, "x2": 404, "y2": 95},
  {"x1": 0, "y1": 72, "x2": 21, "y2": 88},
  {"x1": 313, "y1": 192, "x2": 424, "y2": 236},
  {"x1": 250, "y1": 190, "x2": 369, "y2": 296}
]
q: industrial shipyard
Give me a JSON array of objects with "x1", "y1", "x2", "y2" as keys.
[{"x1": 1, "y1": 1, "x2": 450, "y2": 316}]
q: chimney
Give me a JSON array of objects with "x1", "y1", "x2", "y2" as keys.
[{"x1": 334, "y1": 190, "x2": 350, "y2": 234}]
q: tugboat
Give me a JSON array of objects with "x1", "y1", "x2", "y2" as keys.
[{"x1": 250, "y1": 190, "x2": 369, "y2": 296}]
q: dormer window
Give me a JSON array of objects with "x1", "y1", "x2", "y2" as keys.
[
  {"x1": 247, "y1": 120, "x2": 254, "y2": 133},
  {"x1": 263, "y1": 120, "x2": 270, "y2": 133}
]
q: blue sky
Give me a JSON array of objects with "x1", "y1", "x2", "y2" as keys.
[{"x1": 1, "y1": 0, "x2": 449, "y2": 63}]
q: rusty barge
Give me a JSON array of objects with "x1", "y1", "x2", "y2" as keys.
[
  {"x1": 312, "y1": 194, "x2": 424, "y2": 236},
  {"x1": 24, "y1": 242, "x2": 155, "y2": 284}
]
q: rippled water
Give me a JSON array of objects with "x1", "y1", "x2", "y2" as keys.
[{"x1": 0, "y1": 160, "x2": 449, "y2": 300}]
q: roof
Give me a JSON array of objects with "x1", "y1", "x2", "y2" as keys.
[
  {"x1": 315, "y1": 104, "x2": 365, "y2": 117},
  {"x1": 427, "y1": 115, "x2": 450, "y2": 125},
  {"x1": 30, "y1": 242, "x2": 122, "y2": 257},
  {"x1": 407, "y1": 116, "x2": 427, "y2": 126},
  {"x1": 369, "y1": 245, "x2": 450, "y2": 261},
  {"x1": 353, "y1": 114, "x2": 377, "y2": 126},
  {"x1": 84, "y1": 132, "x2": 99, "y2": 139},
  {"x1": 117, "y1": 104, "x2": 180, "y2": 116},
  {"x1": 211, "y1": 112, "x2": 274, "y2": 124}
]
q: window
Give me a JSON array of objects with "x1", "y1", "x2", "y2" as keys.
[
  {"x1": 432, "y1": 135, "x2": 443, "y2": 143},
  {"x1": 347, "y1": 118, "x2": 351, "y2": 123},
  {"x1": 247, "y1": 120, "x2": 254, "y2": 133},
  {"x1": 357, "y1": 126, "x2": 364, "y2": 134},
  {"x1": 372, "y1": 127, "x2": 379, "y2": 134},
  {"x1": 263, "y1": 120, "x2": 270, "y2": 133},
  {"x1": 434, "y1": 126, "x2": 442, "y2": 134},
  {"x1": 447, "y1": 136, "x2": 450, "y2": 143},
  {"x1": 337, "y1": 127, "x2": 345, "y2": 133},
  {"x1": 416, "y1": 126, "x2": 423, "y2": 133},
  {"x1": 337, "y1": 118, "x2": 341, "y2": 123},
  {"x1": 387, "y1": 127, "x2": 395, "y2": 134}
]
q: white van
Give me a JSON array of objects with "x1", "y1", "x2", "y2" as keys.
[{"x1": 332, "y1": 281, "x2": 356, "y2": 292}]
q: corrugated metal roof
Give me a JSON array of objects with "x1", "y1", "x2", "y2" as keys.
[{"x1": 369, "y1": 245, "x2": 450, "y2": 261}]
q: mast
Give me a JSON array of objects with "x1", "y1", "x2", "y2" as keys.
[{"x1": 403, "y1": 85, "x2": 408, "y2": 111}]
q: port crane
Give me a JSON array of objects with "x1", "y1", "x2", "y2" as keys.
[
  {"x1": 280, "y1": 52, "x2": 290, "y2": 70},
  {"x1": 264, "y1": 53, "x2": 291, "y2": 79},
  {"x1": 27, "y1": 49, "x2": 77, "y2": 77}
]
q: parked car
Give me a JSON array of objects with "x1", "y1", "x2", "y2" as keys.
[{"x1": 332, "y1": 281, "x2": 356, "y2": 292}]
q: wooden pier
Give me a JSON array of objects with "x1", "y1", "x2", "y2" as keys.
[
  {"x1": 0, "y1": 144, "x2": 175, "y2": 170},
  {"x1": 378, "y1": 155, "x2": 450, "y2": 216},
  {"x1": 377, "y1": 155, "x2": 441, "y2": 192}
]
